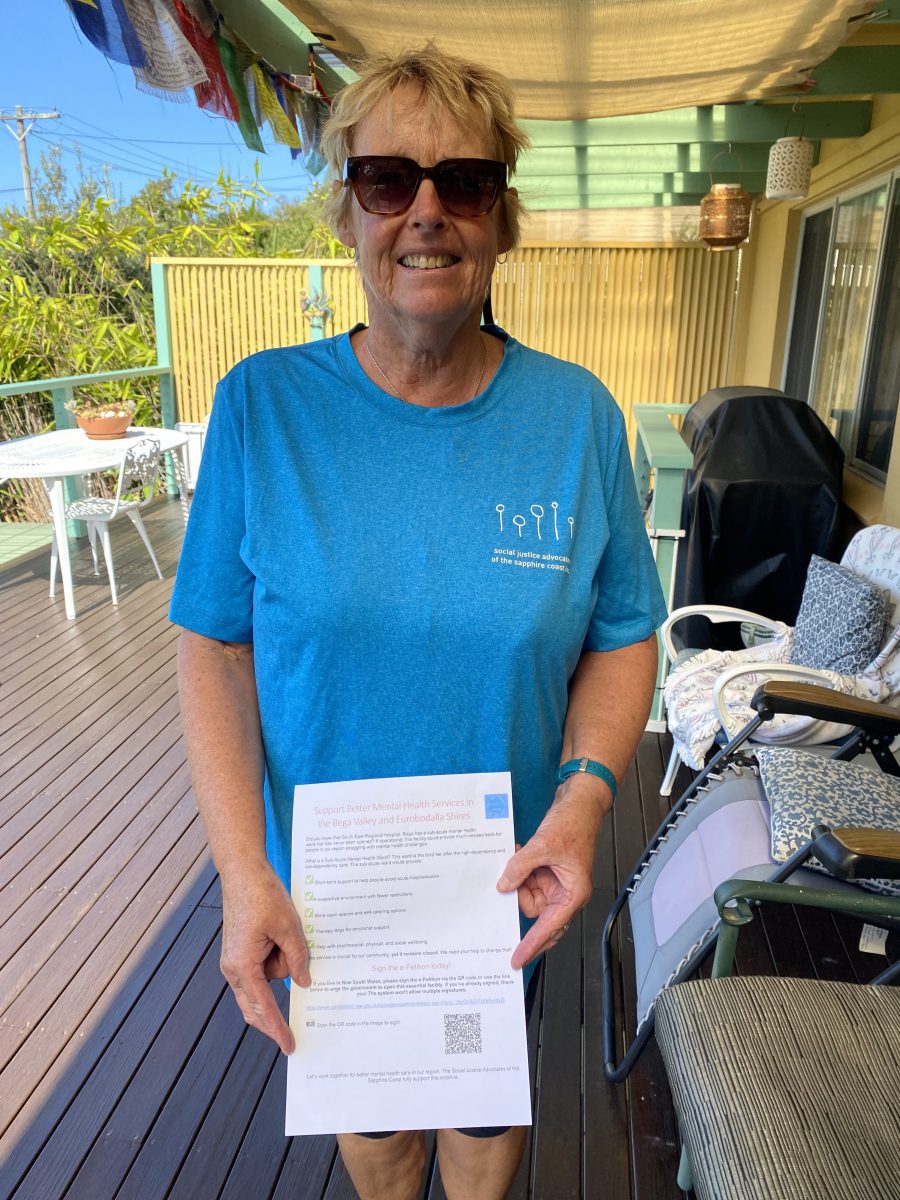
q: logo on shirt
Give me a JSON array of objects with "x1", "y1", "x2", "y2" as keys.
[{"x1": 491, "y1": 500, "x2": 573, "y2": 575}]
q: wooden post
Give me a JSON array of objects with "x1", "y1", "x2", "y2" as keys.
[
  {"x1": 150, "y1": 260, "x2": 179, "y2": 495},
  {"x1": 51, "y1": 384, "x2": 86, "y2": 538}
]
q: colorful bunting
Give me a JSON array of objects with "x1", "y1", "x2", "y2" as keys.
[
  {"x1": 173, "y1": 0, "x2": 239, "y2": 122},
  {"x1": 69, "y1": 1, "x2": 337, "y2": 162},
  {"x1": 215, "y1": 28, "x2": 265, "y2": 153},
  {"x1": 250, "y1": 64, "x2": 301, "y2": 149},
  {"x1": 123, "y1": 0, "x2": 207, "y2": 98},
  {"x1": 66, "y1": 0, "x2": 146, "y2": 69}
]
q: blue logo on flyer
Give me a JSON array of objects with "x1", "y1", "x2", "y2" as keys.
[{"x1": 484, "y1": 793, "x2": 509, "y2": 819}]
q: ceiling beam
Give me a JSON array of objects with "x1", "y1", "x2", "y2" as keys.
[
  {"x1": 515, "y1": 142, "x2": 818, "y2": 175},
  {"x1": 522, "y1": 101, "x2": 871, "y2": 148},
  {"x1": 518, "y1": 172, "x2": 768, "y2": 198},
  {"x1": 217, "y1": 0, "x2": 313, "y2": 72},
  {"x1": 526, "y1": 193, "x2": 710, "y2": 210},
  {"x1": 803, "y1": 45, "x2": 900, "y2": 94}
]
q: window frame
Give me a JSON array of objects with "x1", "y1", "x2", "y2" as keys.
[{"x1": 781, "y1": 167, "x2": 899, "y2": 484}]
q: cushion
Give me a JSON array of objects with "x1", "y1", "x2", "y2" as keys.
[
  {"x1": 757, "y1": 747, "x2": 900, "y2": 896},
  {"x1": 789, "y1": 555, "x2": 888, "y2": 674},
  {"x1": 655, "y1": 976, "x2": 900, "y2": 1200}
]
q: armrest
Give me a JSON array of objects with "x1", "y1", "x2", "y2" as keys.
[
  {"x1": 660, "y1": 604, "x2": 784, "y2": 664},
  {"x1": 710, "y1": 873, "x2": 900, "y2": 977},
  {"x1": 751, "y1": 681, "x2": 900, "y2": 736},
  {"x1": 713, "y1": 875, "x2": 900, "y2": 925},
  {"x1": 811, "y1": 824, "x2": 900, "y2": 882}
]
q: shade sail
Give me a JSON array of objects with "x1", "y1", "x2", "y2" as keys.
[{"x1": 281, "y1": 0, "x2": 876, "y2": 119}]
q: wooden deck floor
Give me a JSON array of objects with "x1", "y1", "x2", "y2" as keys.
[{"x1": 1, "y1": 499, "x2": 895, "y2": 1200}]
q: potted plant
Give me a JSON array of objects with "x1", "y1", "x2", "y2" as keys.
[{"x1": 65, "y1": 397, "x2": 136, "y2": 441}]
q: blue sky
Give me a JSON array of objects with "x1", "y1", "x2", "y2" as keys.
[{"x1": 2, "y1": 0, "x2": 316, "y2": 212}]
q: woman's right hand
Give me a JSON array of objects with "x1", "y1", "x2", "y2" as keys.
[{"x1": 219, "y1": 864, "x2": 310, "y2": 1055}]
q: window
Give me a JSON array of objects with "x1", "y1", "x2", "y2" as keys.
[{"x1": 785, "y1": 173, "x2": 900, "y2": 481}]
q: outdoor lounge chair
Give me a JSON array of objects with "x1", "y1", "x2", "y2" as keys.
[
  {"x1": 659, "y1": 522, "x2": 900, "y2": 796},
  {"x1": 49, "y1": 435, "x2": 163, "y2": 606},
  {"x1": 601, "y1": 680, "x2": 900, "y2": 1083},
  {"x1": 654, "y1": 837, "x2": 900, "y2": 1200}
]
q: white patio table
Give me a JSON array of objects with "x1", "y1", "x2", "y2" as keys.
[{"x1": 0, "y1": 426, "x2": 190, "y2": 619}]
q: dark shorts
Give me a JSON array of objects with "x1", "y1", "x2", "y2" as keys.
[{"x1": 356, "y1": 964, "x2": 541, "y2": 1140}]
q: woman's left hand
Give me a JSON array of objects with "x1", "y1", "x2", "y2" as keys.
[{"x1": 496, "y1": 775, "x2": 608, "y2": 968}]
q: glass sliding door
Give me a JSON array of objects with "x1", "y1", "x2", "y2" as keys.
[
  {"x1": 808, "y1": 184, "x2": 888, "y2": 458},
  {"x1": 854, "y1": 178, "x2": 900, "y2": 475},
  {"x1": 784, "y1": 208, "x2": 833, "y2": 406}
]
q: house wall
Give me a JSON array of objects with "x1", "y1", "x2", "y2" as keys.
[{"x1": 729, "y1": 95, "x2": 900, "y2": 527}]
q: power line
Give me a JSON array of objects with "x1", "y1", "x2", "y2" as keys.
[
  {"x1": 27, "y1": 130, "x2": 256, "y2": 147},
  {"x1": 51, "y1": 120, "x2": 223, "y2": 182},
  {"x1": 31, "y1": 132, "x2": 164, "y2": 183},
  {"x1": 61, "y1": 111, "x2": 262, "y2": 178}
]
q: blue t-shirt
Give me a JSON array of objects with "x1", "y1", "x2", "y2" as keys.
[{"x1": 169, "y1": 326, "x2": 667, "y2": 891}]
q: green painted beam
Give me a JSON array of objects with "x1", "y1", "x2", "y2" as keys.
[
  {"x1": 515, "y1": 141, "x2": 818, "y2": 174},
  {"x1": 312, "y1": 46, "x2": 357, "y2": 87},
  {"x1": 216, "y1": 0, "x2": 314, "y2": 72},
  {"x1": 527, "y1": 192, "x2": 708, "y2": 210},
  {"x1": 806, "y1": 45, "x2": 900, "y2": 95},
  {"x1": 517, "y1": 171, "x2": 768, "y2": 196},
  {"x1": 522, "y1": 101, "x2": 870, "y2": 147}
]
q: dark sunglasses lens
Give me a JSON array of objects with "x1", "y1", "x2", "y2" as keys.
[
  {"x1": 351, "y1": 158, "x2": 418, "y2": 213},
  {"x1": 436, "y1": 161, "x2": 504, "y2": 216}
]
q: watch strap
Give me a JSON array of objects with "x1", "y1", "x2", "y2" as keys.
[{"x1": 556, "y1": 757, "x2": 618, "y2": 800}]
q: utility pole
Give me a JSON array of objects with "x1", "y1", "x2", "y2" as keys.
[{"x1": 0, "y1": 107, "x2": 60, "y2": 217}]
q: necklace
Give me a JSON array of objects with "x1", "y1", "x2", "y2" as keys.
[{"x1": 365, "y1": 333, "x2": 488, "y2": 407}]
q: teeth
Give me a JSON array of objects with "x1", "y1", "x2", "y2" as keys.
[{"x1": 400, "y1": 255, "x2": 456, "y2": 269}]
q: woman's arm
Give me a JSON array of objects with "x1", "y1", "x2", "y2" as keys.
[
  {"x1": 178, "y1": 629, "x2": 309, "y2": 1054},
  {"x1": 498, "y1": 633, "x2": 658, "y2": 968}
]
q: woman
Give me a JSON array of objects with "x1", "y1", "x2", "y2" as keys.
[{"x1": 171, "y1": 44, "x2": 665, "y2": 1200}]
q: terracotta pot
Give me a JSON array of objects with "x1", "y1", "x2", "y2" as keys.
[{"x1": 75, "y1": 413, "x2": 132, "y2": 441}]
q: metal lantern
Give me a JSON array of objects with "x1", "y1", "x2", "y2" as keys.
[
  {"x1": 765, "y1": 136, "x2": 814, "y2": 200},
  {"x1": 699, "y1": 182, "x2": 752, "y2": 251}
]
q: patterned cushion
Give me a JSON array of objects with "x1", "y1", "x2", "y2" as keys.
[
  {"x1": 789, "y1": 555, "x2": 888, "y2": 674},
  {"x1": 655, "y1": 976, "x2": 900, "y2": 1200},
  {"x1": 757, "y1": 747, "x2": 900, "y2": 896}
]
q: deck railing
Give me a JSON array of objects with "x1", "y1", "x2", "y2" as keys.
[
  {"x1": 0, "y1": 366, "x2": 176, "y2": 532},
  {"x1": 632, "y1": 403, "x2": 694, "y2": 729}
]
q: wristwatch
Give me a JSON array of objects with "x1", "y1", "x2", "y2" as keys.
[{"x1": 556, "y1": 757, "x2": 618, "y2": 800}]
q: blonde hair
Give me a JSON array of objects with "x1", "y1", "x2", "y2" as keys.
[{"x1": 321, "y1": 44, "x2": 530, "y2": 247}]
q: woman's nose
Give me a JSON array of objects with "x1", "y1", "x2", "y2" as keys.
[{"x1": 408, "y1": 178, "x2": 447, "y2": 226}]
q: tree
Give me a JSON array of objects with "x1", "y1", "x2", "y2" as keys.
[
  {"x1": 0, "y1": 152, "x2": 354, "y2": 521},
  {"x1": 257, "y1": 182, "x2": 352, "y2": 259},
  {"x1": 0, "y1": 150, "x2": 271, "y2": 430}
]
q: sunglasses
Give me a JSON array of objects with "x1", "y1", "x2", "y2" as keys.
[{"x1": 344, "y1": 155, "x2": 507, "y2": 218}]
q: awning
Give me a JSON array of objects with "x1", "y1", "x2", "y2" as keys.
[{"x1": 281, "y1": 0, "x2": 877, "y2": 119}]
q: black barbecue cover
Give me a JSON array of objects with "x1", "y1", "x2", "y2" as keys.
[{"x1": 672, "y1": 386, "x2": 844, "y2": 651}]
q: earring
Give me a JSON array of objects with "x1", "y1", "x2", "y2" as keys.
[{"x1": 496, "y1": 253, "x2": 508, "y2": 265}]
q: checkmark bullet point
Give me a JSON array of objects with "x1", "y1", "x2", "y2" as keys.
[
  {"x1": 304, "y1": 907, "x2": 314, "y2": 918},
  {"x1": 305, "y1": 874, "x2": 314, "y2": 884},
  {"x1": 304, "y1": 890, "x2": 314, "y2": 900}
]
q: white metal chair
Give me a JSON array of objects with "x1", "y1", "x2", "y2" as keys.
[
  {"x1": 659, "y1": 524, "x2": 900, "y2": 795},
  {"x1": 50, "y1": 436, "x2": 163, "y2": 606}
]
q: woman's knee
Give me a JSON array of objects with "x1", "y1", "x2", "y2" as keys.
[{"x1": 337, "y1": 1130, "x2": 426, "y2": 1200}]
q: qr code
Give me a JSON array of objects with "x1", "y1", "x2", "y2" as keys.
[{"x1": 444, "y1": 1012, "x2": 482, "y2": 1055}]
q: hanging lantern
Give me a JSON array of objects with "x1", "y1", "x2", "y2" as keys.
[
  {"x1": 699, "y1": 182, "x2": 752, "y2": 251},
  {"x1": 765, "y1": 136, "x2": 814, "y2": 200}
]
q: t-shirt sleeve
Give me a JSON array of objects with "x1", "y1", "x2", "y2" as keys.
[
  {"x1": 168, "y1": 383, "x2": 255, "y2": 643},
  {"x1": 582, "y1": 413, "x2": 668, "y2": 652}
]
